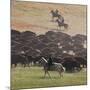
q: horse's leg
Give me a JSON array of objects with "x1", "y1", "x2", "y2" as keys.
[
  {"x1": 26, "y1": 61, "x2": 30, "y2": 68},
  {"x1": 52, "y1": 17, "x2": 54, "y2": 22},
  {"x1": 47, "y1": 71, "x2": 51, "y2": 78},
  {"x1": 28, "y1": 63, "x2": 30, "y2": 68},
  {"x1": 58, "y1": 70, "x2": 63, "y2": 78},
  {"x1": 57, "y1": 26, "x2": 59, "y2": 30},
  {"x1": 44, "y1": 69, "x2": 51, "y2": 78},
  {"x1": 61, "y1": 72, "x2": 63, "y2": 77},
  {"x1": 23, "y1": 63, "x2": 26, "y2": 68},
  {"x1": 58, "y1": 71, "x2": 62, "y2": 78},
  {"x1": 58, "y1": 24, "x2": 62, "y2": 30},
  {"x1": 14, "y1": 63, "x2": 17, "y2": 68},
  {"x1": 44, "y1": 70, "x2": 47, "y2": 78},
  {"x1": 59, "y1": 26, "x2": 61, "y2": 30},
  {"x1": 24, "y1": 64, "x2": 26, "y2": 68}
]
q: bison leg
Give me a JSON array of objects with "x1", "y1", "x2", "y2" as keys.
[{"x1": 14, "y1": 63, "x2": 17, "y2": 68}]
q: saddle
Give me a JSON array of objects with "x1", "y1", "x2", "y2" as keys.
[{"x1": 47, "y1": 63, "x2": 54, "y2": 70}]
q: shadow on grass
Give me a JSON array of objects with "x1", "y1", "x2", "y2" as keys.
[{"x1": 37, "y1": 76, "x2": 63, "y2": 79}]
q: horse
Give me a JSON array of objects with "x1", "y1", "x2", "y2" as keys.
[
  {"x1": 56, "y1": 19, "x2": 68, "y2": 30},
  {"x1": 50, "y1": 10, "x2": 61, "y2": 21},
  {"x1": 39, "y1": 57, "x2": 65, "y2": 78}
]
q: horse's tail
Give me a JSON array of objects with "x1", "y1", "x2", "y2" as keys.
[
  {"x1": 64, "y1": 24, "x2": 68, "y2": 29},
  {"x1": 62, "y1": 67, "x2": 65, "y2": 72}
]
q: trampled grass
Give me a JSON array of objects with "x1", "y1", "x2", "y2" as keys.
[{"x1": 11, "y1": 66, "x2": 87, "y2": 90}]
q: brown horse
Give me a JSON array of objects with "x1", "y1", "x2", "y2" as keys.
[{"x1": 56, "y1": 19, "x2": 68, "y2": 30}]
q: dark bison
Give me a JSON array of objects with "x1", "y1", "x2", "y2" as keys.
[
  {"x1": 24, "y1": 55, "x2": 42, "y2": 66},
  {"x1": 11, "y1": 54, "x2": 28, "y2": 67},
  {"x1": 62, "y1": 57, "x2": 81, "y2": 72},
  {"x1": 74, "y1": 56, "x2": 87, "y2": 68}
]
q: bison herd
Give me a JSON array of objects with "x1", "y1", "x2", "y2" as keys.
[
  {"x1": 11, "y1": 53, "x2": 87, "y2": 72},
  {"x1": 11, "y1": 30, "x2": 87, "y2": 72}
]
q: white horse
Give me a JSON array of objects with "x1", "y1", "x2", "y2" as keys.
[{"x1": 39, "y1": 57, "x2": 65, "y2": 78}]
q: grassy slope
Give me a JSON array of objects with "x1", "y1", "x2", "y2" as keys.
[{"x1": 11, "y1": 66, "x2": 87, "y2": 89}]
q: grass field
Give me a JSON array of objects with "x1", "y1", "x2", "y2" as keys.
[{"x1": 11, "y1": 66, "x2": 87, "y2": 90}]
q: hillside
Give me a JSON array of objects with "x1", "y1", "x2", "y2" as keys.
[{"x1": 11, "y1": 0, "x2": 87, "y2": 36}]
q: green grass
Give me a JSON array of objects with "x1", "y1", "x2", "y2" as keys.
[{"x1": 11, "y1": 66, "x2": 87, "y2": 90}]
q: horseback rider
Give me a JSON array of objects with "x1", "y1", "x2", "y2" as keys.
[
  {"x1": 55, "y1": 9, "x2": 64, "y2": 24},
  {"x1": 55, "y1": 9, "x2": 59, "y2": 14},
  {"x1": 47, "y1": 55, "x2": 53, "y2": 70},
  {"x1": 59, "y1": 16, "x2": 64, "y2": 24}
]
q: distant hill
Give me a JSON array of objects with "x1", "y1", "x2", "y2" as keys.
[{"x1": 11, "y1": 1, "x2": 87, "y2": 36}]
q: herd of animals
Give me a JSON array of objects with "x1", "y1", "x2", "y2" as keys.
[
  {"x1": 11, "y1": 9, "x2": 87, "y2": 73},
  {"x1": 11, "y1": 53, "x2": 87, "y2": 72}
]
